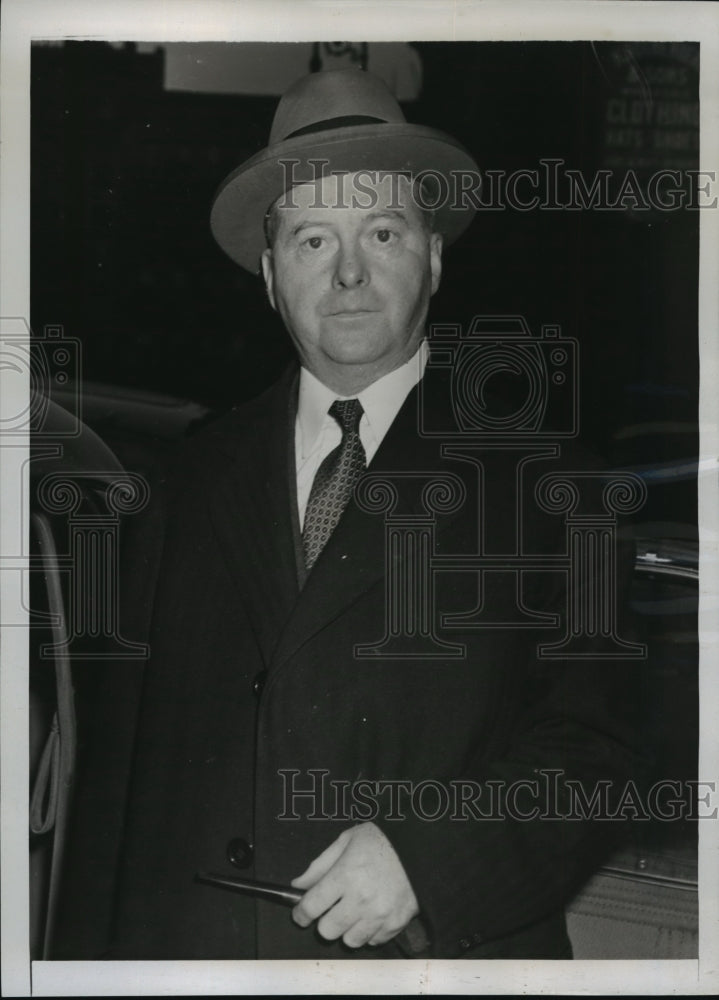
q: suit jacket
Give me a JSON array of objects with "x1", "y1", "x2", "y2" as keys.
[{"x1": 88, "y1": 361, "x2": 642, "y2": 960}]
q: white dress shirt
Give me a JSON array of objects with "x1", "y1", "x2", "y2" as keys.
[{"x1": 295, "y1": 341, "x2": 429, "y2": 529}]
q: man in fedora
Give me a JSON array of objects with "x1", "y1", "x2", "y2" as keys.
[{"x1": 107, "y1": 68, "x2": 640, "y2": 961}]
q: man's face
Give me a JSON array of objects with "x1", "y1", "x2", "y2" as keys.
[{"x1": 261, "y1": 172, "x2": 442, "y2": 392}]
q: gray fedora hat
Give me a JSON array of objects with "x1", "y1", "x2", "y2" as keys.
[{"x1": 210, "y1": 68, "x2": 480, "y2": 273}]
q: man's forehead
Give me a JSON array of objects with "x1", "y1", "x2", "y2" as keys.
[{"x1": 273, "y1": 171, "x2": 417, "y2": 216}]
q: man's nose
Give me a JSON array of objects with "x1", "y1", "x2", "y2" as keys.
[{"x1": 332, "y1": 237, "x2": 368, "y2": 288}]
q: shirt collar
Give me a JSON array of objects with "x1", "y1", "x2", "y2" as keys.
[{"x1": 297, "y1": 340, "x2": 429, "y2": 460}]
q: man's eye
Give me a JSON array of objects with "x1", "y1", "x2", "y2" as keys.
[
  {"x1": 375, "y1": 229, "x2": 395, "y2": 243},
  {"x1": 303, "y1": 235, "x2": 324, "y2": 249}
]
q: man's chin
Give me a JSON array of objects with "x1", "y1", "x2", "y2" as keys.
[{"x1": 321, "y1": 333, "x2": 386, "y2": 367}]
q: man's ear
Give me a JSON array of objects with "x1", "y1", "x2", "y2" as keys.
[
  {"x1": 429, "y1": 232, "x2": 443, "y2": 295},
  {"x1": 261, "y1": 248, "x2": 277, "y2": 310}
]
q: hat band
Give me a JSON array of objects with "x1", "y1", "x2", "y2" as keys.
[{"x1": 284, "y1": 115, "x2": 388, "y2": 140}]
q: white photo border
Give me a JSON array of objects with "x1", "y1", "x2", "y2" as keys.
[{"x1": 2, "y1": 0, "x2": 718, "y2": 995}]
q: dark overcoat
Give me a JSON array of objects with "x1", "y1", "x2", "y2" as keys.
[{"x1": 98, "y1": 361, "x2": 641, "y2": 960}]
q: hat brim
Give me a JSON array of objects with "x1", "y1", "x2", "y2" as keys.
[{"x1": 210, "y1": 123, "x2": 480, "y2": 273}]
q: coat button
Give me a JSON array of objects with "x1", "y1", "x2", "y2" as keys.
[
  {"x1": 459, "y1": 937, "x2": 471, "y2": 950},
  {"x1": 227, "y1": 837, "x2": 254, "y2": 869},
  {"x1": 252, "y1": 670, "x2": 267, "y2": 698}
]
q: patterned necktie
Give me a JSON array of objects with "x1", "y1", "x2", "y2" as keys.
[{"x1": 302, "y1": 398, "x2": 367, "y2": 571}]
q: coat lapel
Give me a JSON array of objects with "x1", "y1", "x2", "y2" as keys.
[
  {"x1": 207, "y1": 367, "x2": 301, "y2": 665},
  {"x1": 270, "y1": 367, "x2": 465, "y2": 672}
]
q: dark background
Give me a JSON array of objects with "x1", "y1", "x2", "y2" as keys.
[{"x1": 31, "y1": 39, "x2": 699, "y2": 520}]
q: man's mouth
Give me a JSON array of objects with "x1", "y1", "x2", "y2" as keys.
[{"x1": 328, "y1": 309, "x2": 377, "y2": 317}]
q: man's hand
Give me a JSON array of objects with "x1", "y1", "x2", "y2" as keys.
[{"x1": 290, "y1": 822, "x2": 419, "y2": 949}]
